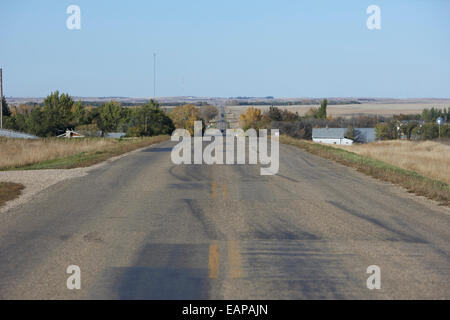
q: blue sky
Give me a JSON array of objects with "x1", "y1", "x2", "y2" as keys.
[{"x1": 1, "y1": 0, "x2": 449, "y2": 98}]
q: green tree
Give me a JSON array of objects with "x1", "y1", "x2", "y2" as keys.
[
  {"x1": 375, "y1": 121, "x2": 399, "y2": 140},
  {"x1": 421, "y1": 107, "x2": 450, "y2": 122},
  {"x1": 316, "y1": 99, "x2": 327, "y2": 119},
  {"x1": 37, "y1": 91, "x2": 74, "y2": 136},
  {"x1": 1, "y1": 96, "x2": 11, "y2": 118},
  {"x1": 137, "y1": 100, "x2": 174, "y2": 136},
  {"x1": 26, "y1": 108, "x2": 48, "y2": 136},
  {"x1": 98, "y1": 101, "x2": 123, "y2": 134},
  {"x1": 412, "y1": 123, "x2": 439, "y2": 140},
  {"x1": 127, "y1": 126, "x2": 144, "y2": 137},
  {"x1": 71, "y1": 101, "x2": 87, "y2": 127}
]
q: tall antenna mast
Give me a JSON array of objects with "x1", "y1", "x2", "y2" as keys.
[{"x1": 153, "y1": 53, "x2": 156, "y2": 99}]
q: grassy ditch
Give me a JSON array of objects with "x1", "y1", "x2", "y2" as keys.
[
  {"x1": 0, "y1": 135, "x2": 169, "y2": 171},
  {"x1": 280, "y1": 135, "x2": 450, "y2": 206}
]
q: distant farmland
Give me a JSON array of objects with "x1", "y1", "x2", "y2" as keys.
[{"x1": 227, "y1": 103, "x2": 448, "y2": 117}]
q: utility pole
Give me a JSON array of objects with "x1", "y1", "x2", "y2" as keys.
[
  {"x1": 0, "y1": 68, "x2": 3, "y2": 129},
  {"x1": 153, "y1": 53, "x2": 156, "y2": 99},
  {"x1": 437, "y1": 117, "x2": 443, "y2": 139}
]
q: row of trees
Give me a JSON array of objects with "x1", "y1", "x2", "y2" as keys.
[
  {"x1": 1, "y1": 92, "x2": 220, "y2": 138},
  {"x1": 238, "y1": 99, "x2": 329, "y2": 131},
  {"x1": 3, "y1": 92, "x2": 447, "y2": 141},
  {"x1": 168, "y1": 104, "x2": 218, "y2": 135},
  {"x1": 421, "y1": 107, "x2": 450, "y2": 122},
  {"x1": 237, "y1": 103, "x2": 449, "y2": 141},
  {"x1": 375, "y1": 107, "x2": 450, "y2": 140},
  {"x1": 1, "y1": 91, "x2": 175, "y2": 137},
  {"x1": 375, "y1": 121, "x2": 450, "y2": 140},
  {"x1": 238, "y1": 99, "x2": 383, "y2": 139}
]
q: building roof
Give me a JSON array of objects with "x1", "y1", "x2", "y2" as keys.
[
  {"x1": 105, "y1": 132, "x2": 126, "y2": 139},
  {"x1": 312, "y1": 127, "x2": 376, "y2": 143},
  {"x1": 312, "y1": 128, "x2": 347, "y2": 139},
  {"x1": 355, "y1": 128, "x2": 376, "y2": 143},
  {"x1": 0, "y1": 129, "x2": 39, "y2": 139}
]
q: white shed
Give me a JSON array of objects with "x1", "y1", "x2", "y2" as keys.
[{"x1": 312, "y1": 128, "x2": 353, "y2": 145}]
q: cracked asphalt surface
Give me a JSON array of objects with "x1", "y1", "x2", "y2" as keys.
[{"x1": 0, "y1": 140, "x2": 449, "y2": 299}]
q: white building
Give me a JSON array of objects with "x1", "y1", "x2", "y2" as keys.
[
  {"x1": 312, "y1": 127, "x2": 376, "y2": 145},
  {"x1": 312, "y1": 128, "x2": 353, "y2": 145}
]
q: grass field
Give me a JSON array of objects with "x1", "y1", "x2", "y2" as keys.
[
  {"x1": 280, "y1": 136, "x2": 450, "y2": 206},
  {"x1": 0, "y1": 182, "x2": 24, "y2": 208},
  {"x1": 0, "y1": 135, "x2": 169, "y2": 170},
  {"x1": 334, "y1": 140, "x2": 450, "y2": 185}
]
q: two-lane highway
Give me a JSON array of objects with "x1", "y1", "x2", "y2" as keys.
[{"x1": 0, "y1": 140, "x2": 449, "y2": 299}]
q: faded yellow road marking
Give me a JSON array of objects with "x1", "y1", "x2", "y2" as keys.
[
  {"x1": 222, "y1": 183, "x2": 228, "y2": 200},
  {"x1": 211, "y1": 181, "x2": 217, "y2": 198},
  {"x1": 228, "y1": 240, "x2": 243, "y2": 279},
  {"x1": 208, "y1": 243, "x2": 220, "y2": 279}
]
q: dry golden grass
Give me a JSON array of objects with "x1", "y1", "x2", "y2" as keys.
[
  {"x1": 0, "y1": 138, "x2": 112, "y2": 168},
  {"x1": 335, "y1": 140, "x2": 450, "y2": 185},
  {"x1": 281, "y1": 136, "x2": 450, "y2": 206},
  {"x1": 0, "y1": 136, "x2": 169, "y2": 170}
]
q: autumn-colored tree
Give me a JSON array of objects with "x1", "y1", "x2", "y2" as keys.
[
  {"x1": 239, "y1": 107, "x2": 262, "y2": 130},
  {"x1": 170, "y1": 104, "x2": 202, "y2": 135}
]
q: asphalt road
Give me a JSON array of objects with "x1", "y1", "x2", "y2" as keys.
[
  {"x1": 217, "y1": 104, "x2": 227, "y2": 133},
  {"x1": 0, "y1": 139, "x2": 449, "y2": 299}
]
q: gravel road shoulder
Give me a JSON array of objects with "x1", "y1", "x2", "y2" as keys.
[{"x1": 0, "y1": 144, "x2": 158, "y2": 214}]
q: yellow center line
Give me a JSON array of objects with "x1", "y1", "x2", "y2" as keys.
[
  {"x1": 228, "y1": 240, "x2": 243, "y2": 279},
  {"x1": 222, "y1": 183, "x2": 228, "y2": 200},
  {"x1": 208, "y1": 242, "x2": 220, "y2": 279}
]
